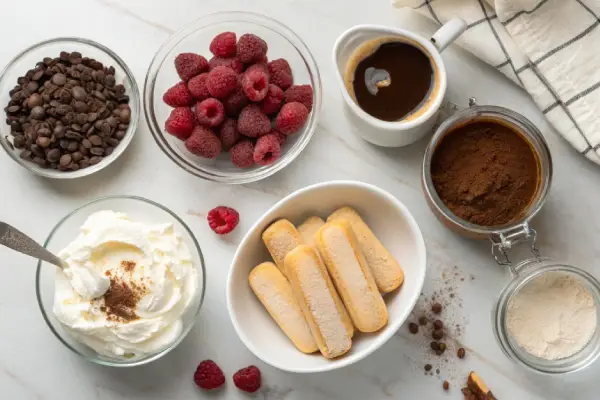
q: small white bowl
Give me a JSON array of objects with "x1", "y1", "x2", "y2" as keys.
[{"x1": 226, "y1": 180, "x2": 426, "y2": 373}]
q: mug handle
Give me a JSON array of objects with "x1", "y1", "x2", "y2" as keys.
[{"x1": 430, "y1": 18, "x2": 467, "y2": 53}]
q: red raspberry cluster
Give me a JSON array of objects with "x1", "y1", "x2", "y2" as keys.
[
  {"x1": 163, "y1": 32, "x2": 314, "y2": 168},
  {"x1": 193, "y1": 359, "x2": 261, "y2": 393}
]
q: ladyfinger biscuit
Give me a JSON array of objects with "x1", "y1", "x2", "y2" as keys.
[
  {"x1": 285, "y1": 245, "x2": 353, "y2": 358},
  {"x1": 297, "y1": 216, "x2": 325, "y2": 248},
  {"x1": 316, "y1": 221, "x2": 388, "y2": 332},
  {"x1": 249, "y1": 262, "x2": 318, "y2": 354},
  {"x1": 262, "y1": 219, "x2": 303, "y2": 274},
  {"x1": 328, "y1": 206, "x2": 404, "y2": 293}
]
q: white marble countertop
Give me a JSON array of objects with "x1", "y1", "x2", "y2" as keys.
[{"x1": 2, "y1": 0, "x2": 600, "y2": 399}]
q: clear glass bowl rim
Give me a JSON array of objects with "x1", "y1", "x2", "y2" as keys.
[
  {"x1": 492, "y1": 259, "x2": 600, "y2": 374},
  {"x1": 0, "y1": 37, "x2": 141, "y2": 179},
  {"x1": 143, "y1": 11, "x2": 322, "y2": 184},
  {"x1": 35, "y1": 195, "x2": 206, "y2": 367},
  {"x1": 422, "y1": 105, "x2": 553, "y2": 235}
]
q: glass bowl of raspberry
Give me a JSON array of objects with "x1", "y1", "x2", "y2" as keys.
[{"x1": 144, "y1": 11, "x2": 321, "y2": 184}]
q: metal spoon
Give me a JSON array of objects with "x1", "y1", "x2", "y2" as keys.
[{"x1": 0, "y1": 221, "x2": 65, "y2": 268}]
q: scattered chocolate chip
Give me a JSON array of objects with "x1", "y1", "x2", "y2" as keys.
[
  {"x1": 424, "y1": 364, "x2": 432, "y2": 372},
  {"x1": 432, "y1": 329, "x2": 444, "y2": 341},
  {"x1": 432, "y1": 302, "x2": 443, "y2": 314},
  {"x1": 418, "y1": 316, "x2": 428, "y2": 326},
  {"x1": 457, "y1": 348, "x2": 466, "y2": 359},
  {"x1": 430, "y1": 341, "x2": 440, "y2": 351},
  {"x1": 433, "y1": 320, "x2": 443, "y2": 330},
  {"x1": 443, "y1": 381, "x2": 449, "y2": 390},
  {"x1": 408, "y1": 322, "x2": 419, "y2": 334}
]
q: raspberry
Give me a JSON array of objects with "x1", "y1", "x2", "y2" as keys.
[
  {"x1": 237, "y1": 34, "x2": 268, "y2": 64},
  {"x1": 254, "y1": 133, "x2": 281, "y2": 166},
  {"x1": 184, "y1": 126, "x2": 222, "y2": 159},
  {"x1": 284, "y1": 85, "x2": 313, "y2": 111},
  {"x1": 206, "y1": 66, "x2": 238, "y2": 99},
  {"x1": 229, "y1": 140, "x2": 255, "y2": 168},
  {"x1": 238, "y1": 105, "x2": 271, "y2": 138},
  {"x1": 218, "y1": 118, "x2": 240, "y2": 151},
  {"x1": 275, "y1": 102, "x2": 308, "y2": 135},
  {"x1": 208, "y1": 56, "x2": 244, "y2": 74},
  {"x1": 272, "y1": 129, "x2": 287, "y2": 146},
  {"x1": 210, "y1": 32, "x2": 237, "y2": 58},
  {"x1": 207, "y1": 206, "x2": 239, "y2": 234},
  {"x1": 233, "y1": 365, "x2": 261, "y2": 393},
  {"x1": 175, "y1": 53, "x2": 208, "y2": 82},
  {"x1": 194, "y1": 360, "x2": 225, "y2": 390},
  {"x1": 268, "y1": 59, "x2": 293, "y2": 90},
  {"x1": 163, "y1": 82, "x2": 193, "y2": 107},
  {"x1": 187, "y1": 73, "x2": 210, "y2": 100},
  {"x1": 195, "y1": 98, "x2": 225, "y2": 127},
  {"x1": 164, "y1": 107, "x2": 195, "y2": 140},
  {"x1": 224, "y1": 87, "x2": 249, "y2": 117},
  {"x1": 260, "y1": 84, "x2": 284, "y2": 115},
  {"x1": 242, "y1": 66, "x2": 269, "y2": 102}
]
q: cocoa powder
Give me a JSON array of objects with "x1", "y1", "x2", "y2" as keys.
[{"x1": 431, "y1": 120, "x2": 539, "y2": 226}]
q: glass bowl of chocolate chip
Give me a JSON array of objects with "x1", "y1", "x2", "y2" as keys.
[{"x1": 0, "y1": 37, "x2": 140, "y2": 179}]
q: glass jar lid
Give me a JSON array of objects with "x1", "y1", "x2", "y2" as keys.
[{"x1": 492, "y1": 257, "x2": 600, "y2": 374}]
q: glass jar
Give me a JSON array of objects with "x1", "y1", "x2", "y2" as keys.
[
  {"x1": 493, "y1": 258, "x2": 600, "y2": 374},
  {"x1": 422, "y1": 101, "x2": 600, "y2": 374}
]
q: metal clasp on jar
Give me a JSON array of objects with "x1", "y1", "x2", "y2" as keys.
[{"x1": 490, "y1": 223, "x2": 541, "y2": 275}]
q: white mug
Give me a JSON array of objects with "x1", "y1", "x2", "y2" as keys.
[{"x1": 332, "y1": 19, "x2": 466, "y2": 147}]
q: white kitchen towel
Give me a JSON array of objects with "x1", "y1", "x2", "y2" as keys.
[{"x1": 393, "y1": 0, "x2": 600, "y2": 164}]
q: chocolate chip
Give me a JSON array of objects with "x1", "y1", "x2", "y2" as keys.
[
  {"x1": 27, "y1": 93, "x2": 43, "y2": 108},
  {"x1": 52, "y1": 73, "x2": 67, "y2": 86},
  {"x1": 430, "y1": 341, "x2": 440, "y2": 351},
  {"x1": 46, "y1": 148, "x2": 61, "y2": 162},
  {"x1": 432, "y1": 303, "x2": 443, "y2": 314},
  {"x1": 457, "y1": 348, "x2": 466, "y2": 359},
  {"x1": 59, "y1": 154, "x2": 72, "y2": 167},
  {"x1": 418, "y1": 316, "x2": 428, "y2": 326},
  {"x1": 36, "y1": 136, "x2": 50, "y2": 148},
  {"x1": 433, "y1": 320, "x2": 443, "y2": 330},
  {"x1": 424, "y1": 364, "x2": 432, "y2": 372},
  {"x1": 432, "y1": 329, "x2": 444, "y2": 341},
  {"x1": 443, "y1": 381, "x2": 449, "y2": 391},
  {"x1": 408, "y1": 323, "x2": 419, "y2": 334}
]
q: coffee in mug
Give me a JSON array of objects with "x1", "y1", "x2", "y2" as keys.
[{"x1": 344, "y1": 37, "x2": 440, "y2": 122}]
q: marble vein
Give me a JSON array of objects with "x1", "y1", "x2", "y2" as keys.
[{"x1": 93, "y1": 0, "x2": 175, "y2": 35}]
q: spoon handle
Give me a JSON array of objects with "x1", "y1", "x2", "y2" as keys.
[{"x1": 0, "y1": 222, "x2": 64, "y2": 268}]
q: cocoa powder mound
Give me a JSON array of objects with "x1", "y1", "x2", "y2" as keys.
[{"x1": 431, "y1": 121, "x2": 539, "y2": 226}]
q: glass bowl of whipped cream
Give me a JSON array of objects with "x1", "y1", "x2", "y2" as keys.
[{"x1": 35, "y1": 196, "x2": 205, "y2": 367}]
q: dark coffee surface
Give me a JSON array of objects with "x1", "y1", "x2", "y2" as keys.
[{"x1": 352, "y1": 42, "x2": 433, "y2": 121}]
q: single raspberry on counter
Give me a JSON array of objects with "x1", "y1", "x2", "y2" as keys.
[
  {"x1": 185, "y1": 126, "x2": 222, "y2": 159},
  {"x1": 224, "y1": 86, "x2": 249, "y2": 117},
  {"x1": 254, "y1": 133, "x2": 281, "y2": 166},
  {"x1": 210, "y1": 32, "x2": 237, "y2": 58},
  {"x1": 187, "y1": 73, "x2": 210, "y2": 100},
  {"x1": 218, "y1": 118, "x2": 240, "y2": 151},
  {"x1": 268, "y1": 59, "x2": 293, "y2": 90},
  {"x1": 230, "y1": 140, "x2": 255, "y2": 168},
  {"x1": 175, "y1": 53, "x2": 208, "y2": 82},
  {"x1": 233, "y1": 365, "x2": 261, "y2": 393},
  {"x1": 275, "y1": 102, "x2": 309, "y2": 135},
  {"x1": 238, "y1": 104, "x2": 271, "y2": 138},
  {"x1": 165, "y1": 107, "x2": 195, "y2": 140},
  {"x1": 284, "y1": 84, "x2": 313, "y2": 111},
  {"x1": 260, "y1": 84, "x2": 284, "y2": 115},
  {"x1": 163, "y1": 82, "x2": 194, "y2": 107},
  {"x1": 206, "y1": 66, "x2": 239, "y2": 99},
  {"x1": 194, "y1": 360, "x2": 225, "y2": 390},
  {"x1": 208, "y1": 56, "x2": 244, "y2": 74},
  {"x1": 207, "y1": 206, "x2": 240, "y2": 234},
  {"x1": 195, "y1": 98, "x2": 225, "y2": 127},
  {"x1": 237, "y1": 33, "x2": 268, "y2": 64},
  {"x1": 242, "y1": 66, "x2": 270, "y2": 102}
]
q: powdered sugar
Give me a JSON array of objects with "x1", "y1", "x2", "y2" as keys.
[{"x1": 506, "y1": 271, "x2": 597, "y2": 360}]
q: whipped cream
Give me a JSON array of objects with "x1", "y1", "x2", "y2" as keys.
[{"x1": 53, "y1": 210, "x2": 197, "y2": 360}]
